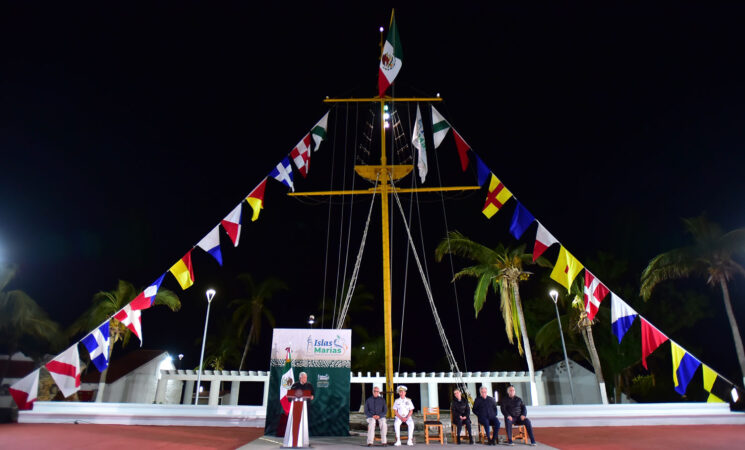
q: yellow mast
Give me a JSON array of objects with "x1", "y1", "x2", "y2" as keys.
[{"x1": 290, "y1": 95, "x2": 478, "y2": 416}]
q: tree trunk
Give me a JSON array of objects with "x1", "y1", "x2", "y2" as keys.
[
  {"x1": 359, "y1": 382, "x2": 366, "y2": 412},
  {"x1": 719, "y1": 278, "x2": 745, "y2": 388},
  {"x1": 580, "y1": 315, "x2": 608, "y2": 404},
  {"x1": 238, "y1": 326, "x2": 255, "y2": 371},
  {"x1": 95, "y1": 340, "x2": 114, "y2": 402},
  {"x1": 512, "y1": 281, "x2": 539, "y2": 405}
]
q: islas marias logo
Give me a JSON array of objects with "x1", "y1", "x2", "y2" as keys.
[{"x1": 306, "y1": 334, "x2": 348, "y2": 354}]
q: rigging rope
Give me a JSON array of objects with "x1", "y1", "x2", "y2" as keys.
[
  {"x1": 321, "y1": 106, "x2": 339, "y2": 328},
  {"x1": 388, "y1": 172, "x2": 468, "y2": 393},
  {"x1": 335, "y1": 173, "x2": 380, "y2": 329},
  {"x1": 331, "y1": 103, "x2": 351, "y2": 328}
]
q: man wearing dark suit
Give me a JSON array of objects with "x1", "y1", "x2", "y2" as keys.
[
  {"x1": 450, "y1": 388, "x2": 474, "y2": 445},
  {"x1": 500, "y1": 385, "x2": 536, "y2": 446},
  {"x1": 472, "y1": 386, "x2": 499, "y2": 445}
]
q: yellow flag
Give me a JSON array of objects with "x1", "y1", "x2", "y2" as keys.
[
  {"x1": 482, "y1": 174, "x2": 512, "y2": 219},
  {"x1": 169, "y1": 251, "x2": 194, "y2": 290},
  {"x1": 550, "y1": 246, "x2": 584, "y2": 291},
  {"x1": 246, "y1": 178, "x2": 266, "y2": 222},
  {"x1": 703, "y1": 365, "x2": 725, "y2": 403}
]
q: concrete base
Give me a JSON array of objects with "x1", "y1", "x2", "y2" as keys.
[{"x1": 19, "y1": 402, "x2": 266, "y2": 427}]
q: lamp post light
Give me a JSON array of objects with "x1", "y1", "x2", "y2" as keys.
[
  {"x1": 178, "y1": 353, "x2": 184, "y2": 370},
  {"x1": 550, "y1": 289, "x2": 576, "y2": 404},
  {"x1": 308, "y1": 315, "x2": 315, "y2": 328},
  {"x1": 195, "y1": 288, "x2": 216, "y2": 405}
]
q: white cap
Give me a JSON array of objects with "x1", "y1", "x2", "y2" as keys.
[{"x1": 398, "y1": 385, "x2": 408, "y2": 392}]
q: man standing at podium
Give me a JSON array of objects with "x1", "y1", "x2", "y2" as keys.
[{"x1": 290, "y1": 371, "x2": 314, "y2": 400}]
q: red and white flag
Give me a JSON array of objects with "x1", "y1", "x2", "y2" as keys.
[
  {"x1": 290, "y1": 134, "x2": 312, "y2": 178},
  {"x1": 584, "y1": 270, "x2": 610, "y2": 321},
  {"x1": 221, "y1": 203, "x2": 242, "y2": 247},
  {"x1": 533, "y1": 222, "x2": 559, "y2": 262},
  {"x1": 45, "y1": 345, "x2": 81, "y2": 398},
  {"x1": 114, "y1": 303, "x2": 142, "y2": 344},
  {"x1": 10, "y1": 369, "x2": 39, "y2": 410}
]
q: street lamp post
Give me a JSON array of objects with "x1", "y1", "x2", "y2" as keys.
[
  {"x1": 195, "y1": 288, "x2": 216, "y2": 405},
  {"x1": 550, "y1": 289, "x2": 576, "y2": 404},
  {"x1": 308, "y1": 315, "x2": 315, "y2": 328}
]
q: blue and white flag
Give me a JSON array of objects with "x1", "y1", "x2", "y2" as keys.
[
  {"x1": 270, "y1": 157, "x2": 295, "y2": 192},
  {"x1": 82, "y1": 322, "x2": 110, "y2": 372},
  {"x1": 196, "y1": 225, "x2": 223, "y2": 266},
  {"x1": 611, "y1": 293, "x2": 638, "y2": 344}
]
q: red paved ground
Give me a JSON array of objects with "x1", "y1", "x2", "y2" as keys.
[
  {"x1": 2, "y1": 423, "x2": 745, "y2": 449},
  {"x1": 0, "y1": 423, "x2": 263, "y2": 450},
  {"x1": 537, "y1": 425, "x2": 745, "y2": 449}
]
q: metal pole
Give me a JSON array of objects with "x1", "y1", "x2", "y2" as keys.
[
  {"x1": 195, "y1": 296, "x2": 213, "y2": 405},
  {"x1": 554, "y1": 301, "x2": 576, "y2": 404}
]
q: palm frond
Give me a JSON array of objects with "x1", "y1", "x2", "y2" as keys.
[
  {"x1": 473, "y1": 274, "x2": 492, "y2": 317},
  {"x1": 435, "y1": 231, "x2": 497, "y2": 264},
  {"x1": 640, "y1": 248, "x2": 702, "y2": 299}
]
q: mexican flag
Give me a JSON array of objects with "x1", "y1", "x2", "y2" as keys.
[
  {"x1": 378, "y1": 12, "x2": 403, "y2": 97},
  {"x1": 279, "y1": 347, "x2": 294, "y2": 414}
]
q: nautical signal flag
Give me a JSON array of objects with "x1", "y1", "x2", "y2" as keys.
[
  {"x1": 431, "y1": 106, "x2": 451, "y2": 149},
  {"x1": 550, "y1": 246, "x2": 584, "y2": 291},
  {"x1": 509, "y1": 201, "x2": 535, "y2": 240},
  {"x1": 451, "y1": 129, "x2": 471, "y2": 172},
  {"x1": 611, "y1": 293, "x2": 638, "y2": 344},
  {"x1": 45, "y1": 345, "x2": 81, "y2": 398},
  {"x1": 412, "y1": 105, "x2": 428, "y2": 183},
  {"x1": 311, "y1": 111, "x2": 329, "y2": 152},
  {"x1": 271, "y1": 157, "x2": 295, "y2": 192},
  {"x1": 584, "y1": 271, "x2": 609, "y2": 321},
  {"x1": 641, "y1": 318, "x2": 668, "y2": 369},
  {"x1": 9, "y1": 369, "x2": 39, "y2": 410},
  {"x1": 482, "y1": 174, "x2": 512, "y2": 219},
  {"x1": 291, "y1": 133, "x2": 312, "y2": 177},
  {"x1": 533, "y1": 222, "x2": 559, "y2": 262},
  {"x1": 169, "y1": 250, "x2": 195, "y2": 290},
  {"x1": 130, "y1": 274, "x2": 166, "y2": 310},
  {"x1": 221, "y1": 204, "x2": 242, "y2": 247},
  {"x1": 114, "y1": 303, "x2": 143, "y2": 343},
  {"x1": 703, "y1": 365, "x2": 732, "y2": 403},
  {"x1": 246, "y1": 178, "x2": 267, "y2": 222},
  {"x1": 81, "y1": 322, "x2": 110, "y2": 372},
  {"x1": 671, "y1": 342, "x2": 701, "y2": 396},
  {"x1": 378, "y1": 11, "x2": 403, "y2": 97},
  {"x1": 473, "y1": 153, "x2": 491, "y2": 187},
  {"x1": 196, "y1": 226, "x2": 223, "y2": 266}
]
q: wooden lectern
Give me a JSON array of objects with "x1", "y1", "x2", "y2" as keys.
[{"x1": 282, "y1": 389, "x2": 312, "y2": 448}]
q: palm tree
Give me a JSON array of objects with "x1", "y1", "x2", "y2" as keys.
[
  {"x1": 641, "y1": 215, "x2": 745, "y2": 388},
  {"x1": 0, "y1": 263, "x2": 66, "y2": 387},
  {"x1": 230, "y1": 274, "x2": 288, "y2": 370},
  {"x1": 68, "y1": 279, "x2": 181, "y2": 401},
  {"x1": 435, "y1": 231, "x2": 550, "y2": 406}
]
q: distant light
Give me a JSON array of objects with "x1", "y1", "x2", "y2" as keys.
[
  {"x1": 379, "y1": 26, "x2": 384, "y2": 32},
  {"x1": 178, "y1": 354, "x2": 184, "y2": 361},
  {"x1": 206, "y1": 289, "x2": 216, "y2": 303},
  {"x1": 733, "y1": 387, "x2": 740, "y2": 403},
  {"x1": 308, "y1": 315, "x2": 315, "y2": 325},
  {"x1": 361, "y1": 346, "x2": 366, "y2": 350},
  {"x1": 384, "y1": 104, "x2": 389, "y2": 112},
  {"x1": 384, "y1": 112, "x2": 390, "y2": 120},
  {"x1": 549, "y1": 290, "x2": 559, "y2": 304},
  {"x1": 436, "y1": 93, "x2": 440, "y2": 98},
  {"x1": 384, "y1": 122, "x2": 390, "y2": 129},
  {"x1": 199, "y1": 386, "x2": 204, "y2": 393}
]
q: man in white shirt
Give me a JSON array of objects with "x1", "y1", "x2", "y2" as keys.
[{"x1": 392, "y1": 385, "x2": 415, "y2": 446}]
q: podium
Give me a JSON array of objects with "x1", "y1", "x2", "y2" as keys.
[{"x1": 282, "y1": 389, "x2": 312, "y2": 448}]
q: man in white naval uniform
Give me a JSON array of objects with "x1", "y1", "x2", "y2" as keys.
[{"x1": 393, "y1": 385, "x2": 416, "y2": 446}]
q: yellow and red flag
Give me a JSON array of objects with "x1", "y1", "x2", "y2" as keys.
[
  {"x1": 246, "y1": 178, "x2": 267, "y2": 222},
  {"x1": 169, "y1": 249, "x2": 194, "y2": 290},
  {"x1": 550, "y1": 245, "x2": 584, "y2": 291},
  {"x1": 482, "y1": 174, "x2": 512, "y2": 219}
]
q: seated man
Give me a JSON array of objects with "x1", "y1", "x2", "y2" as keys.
[
  {"x1": 500, "y1": 385, "x2": 536, "y2": 446},
  {"x1": 364, "y1": 386, "x2": 388, "y2": 447},
  {"x1": 472, "y1": 386, "x2": 500, "y2": 446},
  {"x1": 450, "y1": 388, "x2": 474, "y2": 445},
  {"x1": 393, "y1": 385, "x2": 415, "y2": 446}
]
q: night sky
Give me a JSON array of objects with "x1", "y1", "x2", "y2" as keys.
[{"x1": 2, "y1": 3, "x2": 745, "y2": 387}]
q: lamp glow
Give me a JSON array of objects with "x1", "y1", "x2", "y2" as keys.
[
  {"x1": 549, "y1": 290, "x2": 559, "y2": 304},
  {"x1": 206, "y1": 289, "x2": 216, "y2": 303}
]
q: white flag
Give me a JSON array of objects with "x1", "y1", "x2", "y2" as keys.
[
  {"x1": 431, "y1": 106, "x2": 451, "y2": 149},
  {"x1": 412, "y1": 105, "x2": 428, "y2": 183},
  {"x1": 45, "y1": 345, "x2": 81, "y2": 398}
]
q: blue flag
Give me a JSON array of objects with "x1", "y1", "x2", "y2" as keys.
[
  {"x1": 473, "y1": 153, "x2": 491, "y2": 186},
  {"x1": 509, "y1": 201, "x2": 535, "y2": 239},
  {"x1": 82, "y1": 322, "x2": 110, "y2": 372},
  {"x1": 672, "y1": 342, "x2": 702, "y2": 395},
  {"x1": 270, "y1": 157, "x2": 295, "y2": 192}
]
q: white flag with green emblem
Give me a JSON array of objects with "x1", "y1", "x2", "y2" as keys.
[
  {"x1": 431, "y1": 105, "x2": 451, "y2": 149},
  {"x1": 412, "y1": 105, "x2": 427, "y2": 183},
  {"x1": 311, "y1": 111, "x2": 329, "y2": 152}
]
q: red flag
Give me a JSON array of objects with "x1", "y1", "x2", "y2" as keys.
[
  {"x1": 584, "y1": 270, "x2": 610, "y2": 321},
  {"x1": 452, "y1": 129, "x2": 471, "y2": 172},
  {"x1": 533, "y1": 222, "x2": 559, "y2": 262},
  {"x1": 10, "y1": 369, "x2": 39, "y2": 410},
  {"x1": 114, "y1": 303, "x2": 143, "y2": 343},
  {"x1": 641, "y1": 318, "x2": 668, "y2": 369}
]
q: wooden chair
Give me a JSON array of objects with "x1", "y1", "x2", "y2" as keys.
[
  {"x1": 478, "y1": 424, "x2": 496, "y2": 444},
  {"x1": 450, "y1": 418, "x2": 471, "y2": 443},
  {"x1": 505, "y1": 424, "x2": 528, "y2": 444},
  {"x1": 423, "y1": 407, "x2": 445, "y2": 445}
]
